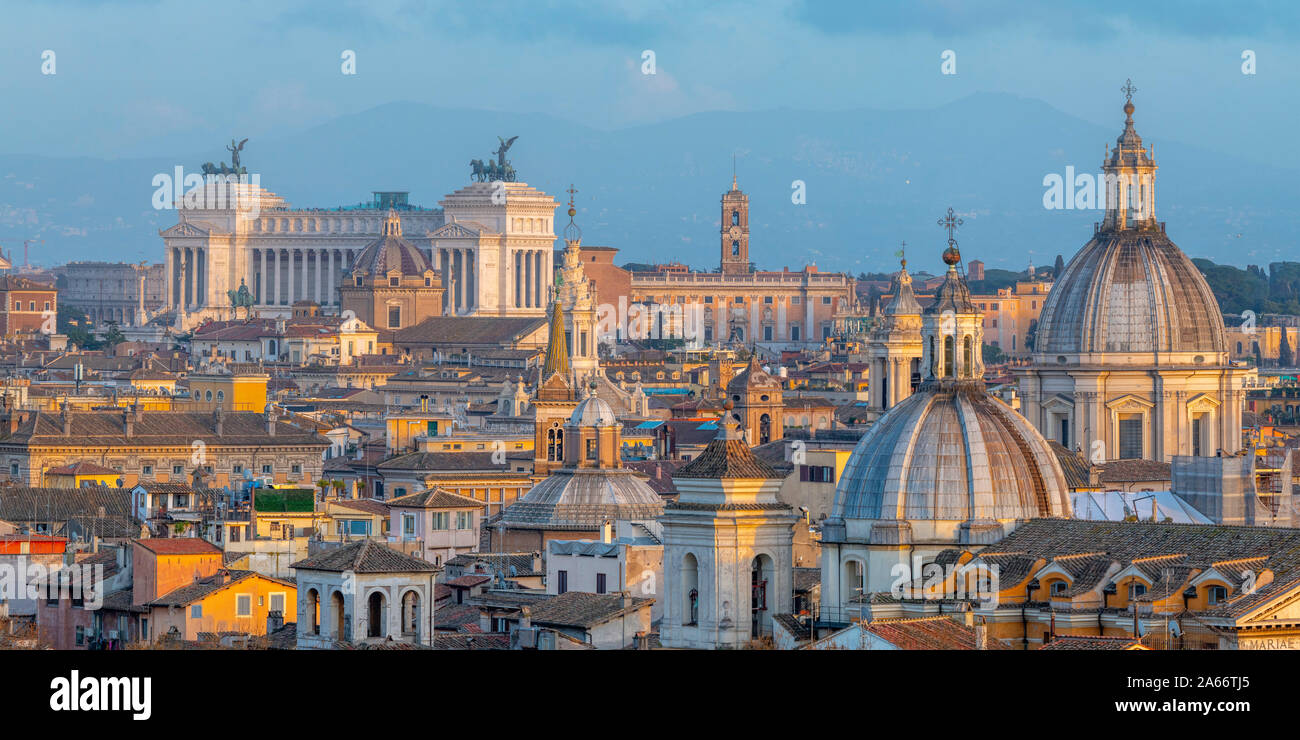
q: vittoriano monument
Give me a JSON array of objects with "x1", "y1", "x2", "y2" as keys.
[
  {"x1": 202, "y1": 138, "x2": 249, "y2": 176},
  {"x1": 470, "y1": 136, "x2": 518, "y2": 182}
]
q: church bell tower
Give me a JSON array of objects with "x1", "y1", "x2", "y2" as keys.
[{"x1": 720, "y1": 175, "x2": 750, "y2": 274}]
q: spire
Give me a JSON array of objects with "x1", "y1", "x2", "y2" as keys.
[
  {"x1": 883, "y1": 250, "x2": 922, "y2": 316},
  {"x1": 563, "y1": 183, "x2": 582, "y2": 243},
  {"x1": 382, "y1": 208, "x2": 402, "y2": 237},
  {"x1": 542, "y1": 300, "x2": 571, "y2": 379},
  {"x1": 1102, "y1": 78, "x2": 1158, "y2": 232}
]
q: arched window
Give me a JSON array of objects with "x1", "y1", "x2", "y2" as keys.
[
  {"x1": 682, "y1": 553, "x2": 699, "y2": 626},
  {"x1": 731, "y1": 210, "x2": 739, "y2": 226},
  {"x1": 962, "y1": 335, "x2": 973, "y2": 377},
  {"x1": 331, "y1": 591, "x2": 347, "y2": 640},
  {"x1": 928, "y1": 336, "x2": 936, "y2": 375},
  {"x1": 759, "y1": 414, "x2": 772, "y2": 444},
  {"x1": 307, "y1": 588, "x2": 320, "y2": 635},
  {"x1": 205, "y1": 390, "x2": 213, "y2": 402},
  {"x1": 401, "y1": 590, "x2": 420, "y2": 635},
  {"x1": 943, "y1": 335, "x2": 954, "y2": 377},
  {"x1": 843, "y1": 559, "x2": 865, "y2": 603},
  {"x1": 367, "y1": 591, "x2": 386, "y2": 638},
  {"x1": 731, "y1": 240, "x2": 740, "y2": 255}
]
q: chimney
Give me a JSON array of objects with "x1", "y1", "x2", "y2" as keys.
[
  {"x1": 975, "y1": 623, "x2": 988, "y2": 651},
  {"x1": 267, "y1": 610, "x2": 284, "y2": 634},
  {"x1": 61, "y1": 405, "x2": 70, "y2": 437},
  {"x1": 123, "y1": 409, "x2": 134, "y2": 438},
  {"x1": 532, "y1": 551, "x2": 543, "y2": 573},
  {"x1": 134, "y1": 403, "x2": 144, "y2": 422},
  {"x1": 519, "y1": 606, "x2": 532, "y2": 631},
  {"x1": 214, "y1": 405, "x2": 224, "y2": 437},
  {"x1": 266, "y1": 409, "x2": 276, "y2": 437},
  {"x1": 601, "y1": 520, "x2": 613, "y2": 544}
]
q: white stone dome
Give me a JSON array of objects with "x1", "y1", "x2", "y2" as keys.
[
  {"x1": 568, "y1": 393, "x2": 618, "y2": 428},
  {"x1": 831, "y1": 380, "x2": 1072, "y2": 530},
  {"x1": 1036, "y1": 223, "x2": 1225, "y2": 357}
]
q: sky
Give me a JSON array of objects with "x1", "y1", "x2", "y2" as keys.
[
  {"x1": 2, "y1": 1, "x2": 1299, "y2": 272},
  {"x1": 3, "y1": 1, "x2": 1297, "y2": 158}
]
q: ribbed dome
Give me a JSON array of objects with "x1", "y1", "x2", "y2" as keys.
[
  {"x1": 498, "y1": 469, "x2": 664, "y2": 530},
  {"x1": 1035, "y1": 229, "x2": 1225, "y2": 356},
  {"x1": 832, "y1": 381, "x2": 1071, "y2": 523},
  {"x1": 349, "y1": 210, "x2": 433, "y2": 278},
  {"x1": 568, "y1": 393, "x2": 618, "y2": 428}
]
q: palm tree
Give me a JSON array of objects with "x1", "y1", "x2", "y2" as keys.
[
  {"x1": 331, "y1": 479, "x2": 345, "y2": 499},
  {"x1": 316, "y1": 479, "x2": 330, "y2": 501}
]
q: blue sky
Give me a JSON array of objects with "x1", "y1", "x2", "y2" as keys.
[{"x1": 4, "y1": 0, "x2": 1298, "y2": 165}]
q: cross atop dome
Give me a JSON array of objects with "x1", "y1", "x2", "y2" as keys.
[
  {"x1": 937, "y1": 207, "x2": 963, "y2": 267},
  {"x1": 563, "y1": 183, "x2": 582, "y2": 242}
]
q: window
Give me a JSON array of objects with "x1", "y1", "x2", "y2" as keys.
[
  {"x1": 172, "y1": 464, "x2": 183, "y2": 475},
  {"x1": 596, "y1": 573, "x2": 607, "y2": 594},
  {"x1": 75, "y1": 626, "x2": 85, "y2": 646},
  {"x1": 291, "y1": 464, "x2": 302, "y2": 474},
  {"x1": 557, "y1": 570, "x2": 568, "y2": 594},
  {"x1": 205, "y1": 390, "x2": 212, "y2": 401},
  {"x1": 1119, "y1": 413, "x2": 1143, "y2": 459},
  {"x1": 790, "y1": 325, "x2": 800, "y2": 341},
  {"x1": 140, "y1": 617, "x2": 149, "y2": 641},
  {"x1": 1128, "y1": 583, "x2": 1147, "y2": 600},
  {"x1": 141, "y1": 464, "x2": 153, "y2": 477},
  {"x1": 270, "y1": 593, "x2": 285, "y2": 613},
  {"x1": 43, "y1": 302, "x2": 50, "y2": 311},
  {"x1": 191, "y1": 604, "x2": 203, "y2": 619},
  {"x1": 456, "y1": 511, "x2": 472, "y2": 530},
  {"x1": 345, "y1": 520, "x2": 371, "y2": 536},
  {"x1": 402, "y1": 514, "x2": 415, "y2": 537},
  {"x1": 432, "y1": 512, "x2": 449, "y2": 530},
  {"x1": 388, "y1": 305, "x2": 401, "y2": 328},
  {"x1": 28, "y1": 301, "x2": 34, "y2": 311},
  {"x1": 586, "y1": 439, "x2": 597, "y2": 460},
  {"x1": 262, "y1": 464, "x2": 273, "y2": 474},
  {"x1": 389, "y1": 276, "x2": 400, "y2": 287},
  {"x1": 1050, "y1": 581, "x2": 1068, "y2": 596},
  {"x1": 236, "y1": 594, "x2": 252, "y2": 617},
  {"x1": 425, "y1": 277, "x2": 432, "y2": 287},
  {"x1": 232, "y1": 465, "x2": 242, "y2": 475},
  {"x1": 216, "y1": 390, "x2": 224, "y2": 402},
  {"x1": 1207, "y1": 585, "x2": 1228, "y2": 604},
  {"x1": 355, "y1": 276, "x2": 364, "y2": 286},
  {"x1": 731, "y1": 210, "x2": 739, "y2": 225},
  {"x1": 731, "y1": 240, "x2": 740, "y2": 255},
  {"x1": 9, "y1": 462, "x2": 17, "y2": 477},
  {"x1": 764, "y1": 296, "x2": 773, "y2": 304}
]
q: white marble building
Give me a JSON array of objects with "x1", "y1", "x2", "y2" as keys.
[{"x1": 160, "y1": 178, "x2": 558, "y2": 328}]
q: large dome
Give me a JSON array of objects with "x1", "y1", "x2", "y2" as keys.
[
  {"x1": 1036, "y1": 225, "x2": 1225, "y2": 357},
  {"x1": 832, "y1": 380, "x2": 1071, "y2": 524}
]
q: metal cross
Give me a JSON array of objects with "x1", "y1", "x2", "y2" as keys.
[
  {"x1": 566, "y1": 183, "x2": 578, "y2": 210},
  {"x1": 937, "y1": 207, "x2": 963, "y2": 247},
  {"x1": 1122, "y1": 78, "x2": 1137, "y2": 102},
  {"x1": 895, "y1": 240, "x2": 906, "y2": 259}
]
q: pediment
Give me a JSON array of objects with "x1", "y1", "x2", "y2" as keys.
[
  {"x1": 161, "y1": 221, "x2": 213, "y2": 238},
  {"x1": 1106, "y1": 393, "x2": 1154, "y2": 411},
  {"x1": 1043, "y1": 394, "x2": 1074, "y2": 411},
  {"x1": 1186, "y1": 393, "x2": 1222, "y2": 412},
  {"x1": 1238, "y1": 582, "x2": 1300, "y2": 626},
  {"x1": 430, "y1": 222, "x2": 481, "y2": 239}
]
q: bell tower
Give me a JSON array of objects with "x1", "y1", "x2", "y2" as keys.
[{"x1": 720, "y1": 174, "x2": 750, "y2": 275}]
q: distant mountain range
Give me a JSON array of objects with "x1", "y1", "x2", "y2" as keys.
[{"x1": 1, "y1": 93, "x2": 1295, "y2": 275}]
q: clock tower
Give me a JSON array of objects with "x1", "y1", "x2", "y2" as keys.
[{"x1": 720, "y1": 175, "x2": 750, "y2": 274}]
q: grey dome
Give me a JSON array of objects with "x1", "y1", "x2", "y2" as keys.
[
  {"x1": 568, "y1": 394, "x2": 618, "y2": 428},
  {"x1": 498, "y1": 469, "x2": 664, "y2": 531},
  {"x1": 1036, "y1": 229, "x2": 1225, "y2": 356},
  {"x1": 349, "y1": 210, "x2": 433, "y2": 278},
  {"x1": 832, "y1": 381, "x2": 1071, "y2": 522}
]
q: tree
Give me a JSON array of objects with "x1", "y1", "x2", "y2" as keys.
[
  {"x1": 316, "y1": 479, "x2": 330, "y2": 501},
  {"x1": 1053, "y1": 254, "x2": 1065, "y2": 278},
  {"x1": 1280, "y1": 329, "x2": 1294, "y2": 368}
]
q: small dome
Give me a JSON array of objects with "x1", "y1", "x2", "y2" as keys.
[
  {"x1": 568, "y1": 393, "x2": 618, "y2": 428},
  {"x1": 1036, "y1": 230, "x2": 1226, "y2": 355},
  {"x1": 726, "y1": 356, "x2": 781, "y2": 396},
  {"x1": 349, "y1": 210, "x2": 433, "y2": 278},
  {"x1": 833, "y1": 381, "x2": 1071, "y2": 524},
  {"x1": 498, "y1": 468, "x2": 664, "y2": 530}
]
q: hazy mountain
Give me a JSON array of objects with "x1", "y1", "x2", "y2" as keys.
[{"x1": 1, "y1": 92, "x2": 1294, "y2": 275}]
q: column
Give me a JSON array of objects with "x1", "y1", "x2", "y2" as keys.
[
  {"x1": 805, "y1": 295, "x2": 814, "y2": 342},
  {"x1": 274, "y1": 249, "x2": 282, "y2": 306},
  {"x1": 287, "y1": 250, "x2": 296, "y2": 306},
  {"x1": 316, "y1": 250, "x2": 324, "y2": 304},
  {"x1": 514, "y1": 251, "x2": 521, "y2": 308},
  {"x1": 165, "y1": 248, "x2": 175, "y2": 309},
  {"x1": 524, "y1": 251, "x2": 532, "y2": 308},
  {"x1": 260, "y1": 249, "x2": 269, "y2": 305},
  {"x1": 328, "y1": 250, "x2": 336, "y2": 306},
  {"x1": 185, "y1": 248, "x2": 196, "y2": 309}
]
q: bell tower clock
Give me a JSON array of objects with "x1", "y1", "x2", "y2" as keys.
[{"x1": 720, "y1": 175, "x2": 750, "y2": 274}]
